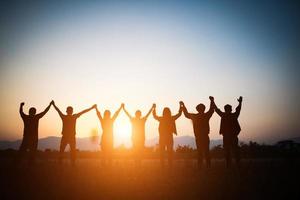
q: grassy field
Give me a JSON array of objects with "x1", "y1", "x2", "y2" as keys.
[{"x1": 0, "y1": 158, "x2": 299, "y2": 200}]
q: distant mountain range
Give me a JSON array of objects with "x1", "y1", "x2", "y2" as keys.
[
  {"x1": 2, "y1": 136, "x2": 299, "y2": 151},
  {"x1": 288, "y1": 137, "x2": 300, "y2": 143},
  {"x1": 0, "y1": 136, "x2": 223, "y2": 151},
  {"x1": 145, "y1": 136, "x2": 223, "y2": 149}
]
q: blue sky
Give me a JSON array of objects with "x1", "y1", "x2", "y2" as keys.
[{"x1": 0, "y1": 0, "x2": 299, "y2": 145}]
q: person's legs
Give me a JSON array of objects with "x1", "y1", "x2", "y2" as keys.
[
  {"x1": 204, "y1": 135, "x2": 211, "y2": 168},
  {"x1": 233, "y1": 136, "x2": 240, "y2": 166},
  {"x1": 101, "y1": 140, "x2": 106, "y2": 166},
  {"x1": 167, "y1": 137, "x2": 174, "y2": 169},
  {"x1": 225, "y1": 147, "x2": 231, "y2": 168},
  {"x1": 102, "y1": 149, "x2": 107, "y2": 167},
  {"x1": 134, "y1": 143, "x2": 142, "y2": 167},
  {"x1": 101, "y1": 141, "x2": 112, "y2": 167},
  {"x1": 59, "y1": 137, "x2": 67, "y2": 164},
  {"x1": 159, "y1": 138, "x2": 165, "y2": 168},
  {"x1": 166, "y1": 145, "x2": 173, "y2": 169},
  {"x1": 69, "y1": 137, "x2": 76, "y2": 166},
  {"x1": 107, "y1": 148, "x2": 113, "y2": 167},
  {"x1": 107, "y1": 139, "x2": 113, "y2": 166},
  {"x1": 196, "y1": 137, "x2": 203, "y2": 169},
  {"x1": 101, "y1": 145, "x2": 108, "y2": 167},
  {"x1": 28, "y1": 139, "x2": 38, "y2": 165},
  {"x1": 15, "y1": 138, "x2": 28, "y2": 164},
  {"x1": 19, "y1": 138, "x2": 28, "y2": 152},
  {"x1": 223, "y1": 136, "x2": 231, "y2": 168}
]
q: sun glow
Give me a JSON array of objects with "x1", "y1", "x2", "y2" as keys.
[{"x1": 114, "y1": 115, "x2": 132, "y2": 148}]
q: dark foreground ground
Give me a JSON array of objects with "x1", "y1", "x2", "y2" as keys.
[{"x1": 0, "y1": 158, "x2": 299, "y2": 200}]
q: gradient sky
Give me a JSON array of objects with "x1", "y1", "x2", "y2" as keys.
[{"x1": 0, "y1": 0, "x2": 299, "y2": 146}]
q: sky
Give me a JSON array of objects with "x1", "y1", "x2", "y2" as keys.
[{"x1": 0, "y1": 0, "x2": 299, "y2": 146}]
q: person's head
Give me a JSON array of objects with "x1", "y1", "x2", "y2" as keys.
[
  {"x1": 162, "y1": 107, "x2": 171, "y2": 118},
  {"x1": 66, "y1": 106, "x2": 73, "y2": 115},
  {"x1": 224, "y1": 104, "x2": 232, "y2": 113},
  {"x1": 29, "y1": 107, "x2": 36, "y2": 116},
  {"x1": 135, "y1": 110, "x2": 142, "y2": 118},
  {"x1": 104, "y1": 110, "x2": 111, "y2": 118},
  {"x1": 196, "y1": 104, "x2": 205, "y2": 113}
]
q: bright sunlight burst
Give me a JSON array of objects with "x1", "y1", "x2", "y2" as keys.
[{"x1": 114, "y1": 115, "x2": 132, "y2": 147}]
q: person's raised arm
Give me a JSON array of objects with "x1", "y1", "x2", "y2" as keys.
[
  {"x1": 112, "y1": 103, "x2": 123, "y2": 121},
  {"x1": 19, "y1": 102, "x2": 26, "y2": 118},
  {"x1": 152, "y1": 104, "x2": 161, "y2": 121},
  {"x1": 95, "y1": 106, "x2": 102, "y2": 122},
  {"x1": 123, "y1": 104, "x2": 133, "y2": 120},
  {"x1": 172, "y1": 103, "x2": 183, "y2": 120},
  {"x1": 76, "y1": 104, "x2": 96, "y2": 118},
  {"x1": 36, "y1": 101, "x2": 53, "y2": 118},
  {"x1": 214, "y1": 99, "x2": 223, "y2": 117},
  {"x1": 143, "y1": 104, "x2": 155, "y2": 120},
  {"x1": 52, "y1": 101, "x2": 64, "y2": 118},
  {"x1": 205, "y1": 96, "x2": 215, "y2": 117},
  {"x1": 235, "y1": 96, "x2": 243, "y2": 117},
  {"x1": 180, "y1": 101, "x2": 193, "y2": 119}
]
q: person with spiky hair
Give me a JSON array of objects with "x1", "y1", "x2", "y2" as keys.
[{"x1": 215, "y1": 96, "x2": 243, "y2": 167}]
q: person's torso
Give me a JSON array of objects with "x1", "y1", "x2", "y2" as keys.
[
  {"x1": 101, "y1": 118, "x2": 114, "y2": 136},
  {"x1": 191, "y1": 114, "x2": 210, "y2": 136},
  {"x1": 62, "y1": 115, "x2": 77, "y2": 136},
  {"x1": 220, "y1": 113, "x2": 240, "y2": 135},
  {"x1": 23, "y1": 115, "x2": 40, "y2": 138},
  {"x1": 158, "y1": 118, "x2": 176, "y2": 135},
  {"x1": 131, "y1": 118, "x2": 146, "y2": 141}
]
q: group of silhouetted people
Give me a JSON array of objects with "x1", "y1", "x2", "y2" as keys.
[{"x1": 17, "y1": 96, "x2": 243, "y2": 168}]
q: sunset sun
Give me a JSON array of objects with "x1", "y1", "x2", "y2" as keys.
[{"x1": 114, "y1": 115, "x2": 132, "y2": 147}]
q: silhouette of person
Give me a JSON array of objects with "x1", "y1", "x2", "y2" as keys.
[
  {"x1": 52, "y1": 101, "x2": 96, "y2": 166},
  {"x1": 123, "y1": 104, "x2": 154, "y2": 165},
  {"x1": 215, "y1": 96, "x2": 243, "y2": 167},
  {"x1": 180, "y1": 96, "x2": 215, "y2": 168},
  {"x1": 96, "y1": 104, "x2": 123, "y2": 166},
  {"x1": 18, "y1": 101, "x2": 52, "y2": 164},
  {"x1": 153, "y1": 103, "x2": 182, "y2": 168}
]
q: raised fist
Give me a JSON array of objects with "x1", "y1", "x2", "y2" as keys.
[
  {"x1": 238, "y1": 96, "x2": 243, "y2": 102},
  {"x1": 209, "y1": 96, "x2": 214, "y2": 101},
  {"x1": 20, "y1": 102, "x2": 25, "y2": 106}
]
